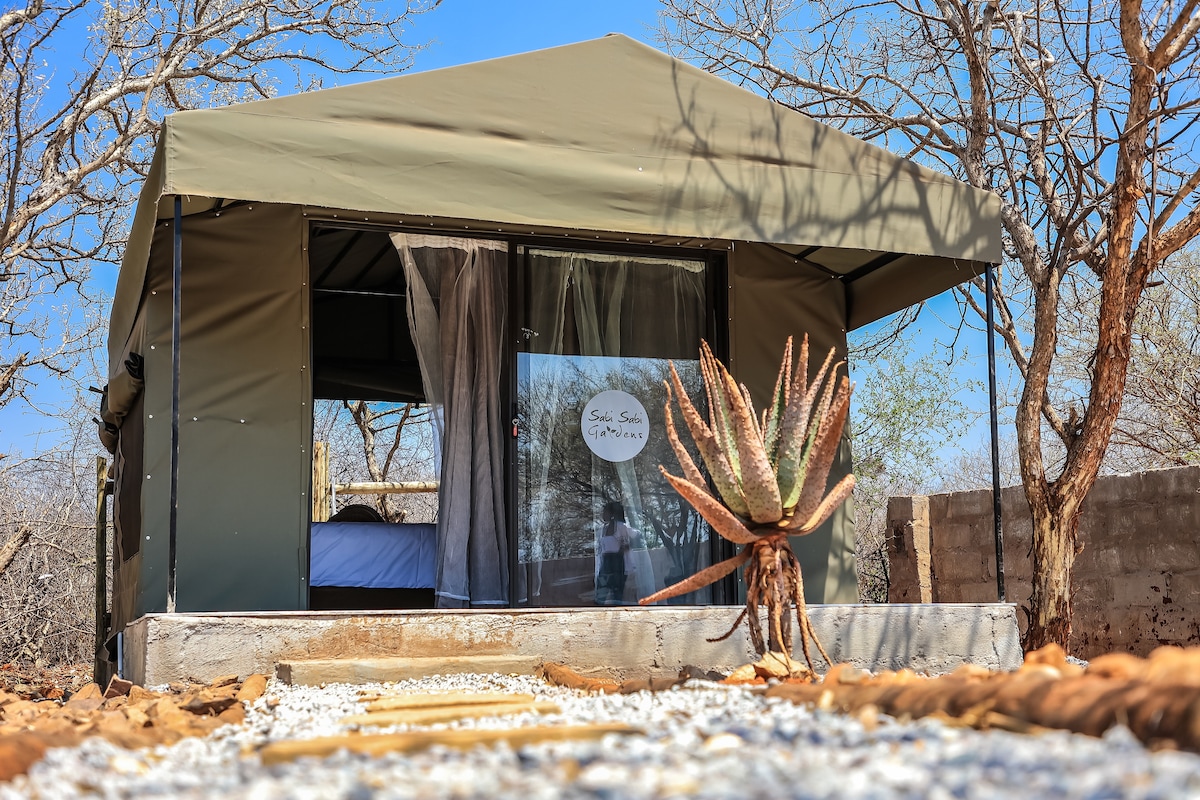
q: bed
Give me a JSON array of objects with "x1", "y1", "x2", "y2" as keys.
[{"x1": 309, "y1": 521, "x2": 436, "y2": 609}]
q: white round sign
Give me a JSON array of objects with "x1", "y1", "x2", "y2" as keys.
[{"x1": 581, "y1": 390, "x2": 650, "y2": 462}]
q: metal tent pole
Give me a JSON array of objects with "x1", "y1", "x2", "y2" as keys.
[
  {"x1": 168, "y1": 196, "x2": 182, "y2": 613},
  {"x1": 985, "y1": 265, "x2": 1006, "y2": 602}
]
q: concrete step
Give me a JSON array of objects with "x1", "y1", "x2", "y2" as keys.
[{"x1": 123, "y1": 604, "x2": 1022, "y2": 685}]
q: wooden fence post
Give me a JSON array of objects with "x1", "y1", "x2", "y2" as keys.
[{"x1": 312, "y1": 441, "x2": 331, "y2": 522}]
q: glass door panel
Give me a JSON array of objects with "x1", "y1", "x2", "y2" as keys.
[{"x1": 515, "y1": 248, "x2": 713, "y2": 606}]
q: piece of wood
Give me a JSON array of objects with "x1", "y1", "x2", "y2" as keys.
[
  {"x1": 259, "y1": 723, "x2": 640, "y2": 766},
  {"x1": 343, "y1": 701, "x2": 559, "y2": 728},
  {"x1": 332, "y1": 481, "x2": 440, "y2": 496},
  {"x1": 362, "y1": 692, "x2": 535, "y2": 713},
  {"x1": 278, "y1": 655, "x2": 542, "y2": 685},
  {"x1": 538, "y1": 663, "x2": 620, "y2": 694},
  {"x1": 312, "y1": 441, "x2": 331, "y2": 522},
  {"x1": 236, "y1": 674, "x2": 268, "y2": 703}
]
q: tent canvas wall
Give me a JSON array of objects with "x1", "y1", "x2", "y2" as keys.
[{"x1": 101, "y1": 35, "x2": 1001, "y2": 635}]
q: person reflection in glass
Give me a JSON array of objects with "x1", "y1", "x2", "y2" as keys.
[{"x1": 595, "y1": 500, "x2": 633, "y2": 605}]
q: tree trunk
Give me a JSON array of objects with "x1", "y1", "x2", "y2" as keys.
[
  {"x1": 0, "y1": 525, "x2": 30, "y2": 577},
  {"x1": 1022, "y1": 496, "x2": 1079, "y2": 651}
]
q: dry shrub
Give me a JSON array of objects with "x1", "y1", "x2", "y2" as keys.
[{"x1": 0, "y1": 446, "x2": 102, "y2": 669}]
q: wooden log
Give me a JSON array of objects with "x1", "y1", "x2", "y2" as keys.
[
  {"x1": 343, "y1": 701, "x2": 559, "y2": 728},
  {"x1": 333, "y1": 481, "x2": 440, "y2": 496},
  {"x1": 258, "y1": 723, "x2": 640, "y2": 766},
  {"x1": 363, "y1": 692, "x2": 535, "y2": 713}
]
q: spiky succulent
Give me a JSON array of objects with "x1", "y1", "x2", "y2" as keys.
[{"x1": 639, "y1": 335, "x2": 855, "y2": 670}]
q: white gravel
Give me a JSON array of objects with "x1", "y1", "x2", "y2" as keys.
[{"x1": 5, "y1": 672, "x2": 1200, "y2": 799}]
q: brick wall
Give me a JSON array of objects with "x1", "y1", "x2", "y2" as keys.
[{"x1": 887, "y1": 465, "x2": 1200, "y2": 658}]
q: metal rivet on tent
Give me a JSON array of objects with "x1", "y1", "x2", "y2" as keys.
[
  {"x1": 148, "y1": 415, "x2": 153, "y2": 419},
  {"x1": 150, "y1": 345, "x2": 155, "y2": 350},
  {"x1": 146, "y1": 475, "x2": 151, "y2": 479},
  {"x1": 192, "y1": 416, "x2": 198, "y2": 421},
  {"x1": 240, "y1": 419, "x2": 245, "y2": 424},
  {"x1": 146, "y1": 536, "x2": 150, "y2": 540},
  {"x1": 152, "y1": 291, "x2": 157, "y2": 295}
]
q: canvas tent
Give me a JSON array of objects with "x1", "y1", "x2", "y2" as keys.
[{"x1": 100, "y1": 34, "x2": 1001, "y2": 638}]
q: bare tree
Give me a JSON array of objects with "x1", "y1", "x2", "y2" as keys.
[
  {"x1": 1106, "y1": 249, "x2": 1200, "y2": 468},
  {"x1": 0, "y1": 0, "x2": 440, "y2": 410},
  {"x1": 660, "y1": 0, "x2": 1200, "y2": 650},
  {"x1": 342, "y1": 400, "x2": 436, "y2": 522},
  {"x1": 313, "y1": 399, "x2": 439, "y2": 523}
]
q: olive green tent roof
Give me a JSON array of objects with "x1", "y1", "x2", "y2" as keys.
[{"x1": 109, "y1": 34, "x2": 1000, "y2": 375}]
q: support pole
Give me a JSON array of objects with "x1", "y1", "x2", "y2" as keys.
[
  {"x1": 985, "y1": 265, "x2": 1006, "y2": 602},
  {"x1": 168, "y1": 195, "x2": 182, "y2": 613},
  {"x1": 94, "y1": 456, "x2": 111, "y2": 685},
  {"x1": 312, "y1": 441, "x2": 331, "y2": 522}
]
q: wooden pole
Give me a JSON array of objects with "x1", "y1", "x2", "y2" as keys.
[
  {"x1": 312, "y1": 441, "x2": 331, "y2": 522},
  {"x1": 332, "y1": 481, "x2": 440, "y2": 496},
  {"x1": 94, "y1": 456, "x2": 111, "y2": 686}
]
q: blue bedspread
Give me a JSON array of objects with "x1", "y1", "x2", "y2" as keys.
[{"x1": 310, "y1": 522, "x2": 436, "y2": 588}]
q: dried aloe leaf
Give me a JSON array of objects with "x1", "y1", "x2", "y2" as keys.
[
  {"x1": 761, "y1": 337, "x2": 793, "y2": 464},
  {"x1": 775, "y1": 348, "x2": 838, "y2": 508},
  {"x1": 663, "y1": 380, "x2": 706, "y2": 489},
  {"x1": 660, "y1": 469, "x2": 759, "y2": 544},
  {"x1": 700, "y1": 342, "x2": 742, "y2": 482},
  {"x1": 740, "y1": 382, "x2": 761, "y2": 441},
  {"x1": 723, "y1": 370, "x2": 781, "y2": 524},
  {"x1": 669, "y1": 364, "x2": 750, "y2": 517},
  {"x1": 786, "y1": 474, "x2": 857, "y2": 534},
  {"x1": 638, "y1": 546, "x2": 752, "y2": 605},
  {"x1": 790, "y1": 376, "x2": 852, "y2": 525}
]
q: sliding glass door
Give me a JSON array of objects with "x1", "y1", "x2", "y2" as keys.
[{"x1": 514, "y1": 247, "x2": 715, "y2": 606}]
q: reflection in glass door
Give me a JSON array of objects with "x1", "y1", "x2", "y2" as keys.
[{"x1": 514, "y1": 248, "x2": 714, "y2": 606}]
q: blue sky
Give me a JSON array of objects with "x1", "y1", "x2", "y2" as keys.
[{"x1": 406, "y1": 0, "x2": 664, "y2": 70}]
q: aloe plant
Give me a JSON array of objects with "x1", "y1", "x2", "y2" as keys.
[{"x1": 639, "y1": 336, "x2": 854, "y2": 671}]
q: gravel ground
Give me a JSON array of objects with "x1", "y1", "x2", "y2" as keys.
[{"x1": 5, "y1": 672, "x2": 1200, "y2": 799}]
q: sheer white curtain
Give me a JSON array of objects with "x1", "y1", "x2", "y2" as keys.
[{"x1": 390, "y1": 233, "x2": 509, "y2": 607}]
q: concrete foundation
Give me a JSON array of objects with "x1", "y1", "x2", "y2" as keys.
[{"x1": 123, "y1": 604, "x2": 1022, "y2": 686}]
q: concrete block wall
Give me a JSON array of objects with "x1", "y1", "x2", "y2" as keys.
[{"x1": 887, "y1": 465, "x2": 1200, "y2": 658}]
